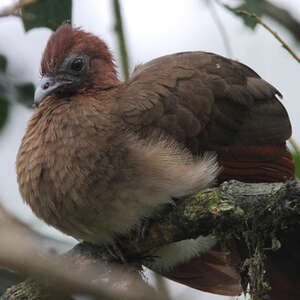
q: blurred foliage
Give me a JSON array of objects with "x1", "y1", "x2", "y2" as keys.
[
  {"x1": 222, "y1": 0, "x2": 263, "y2": 29},
  {"x1": 0, "y1": 0, "x2": 72, "y2": 134},
  {"x1": 16, "y1": 83, "x2": 35, "y2": 108},
  {"x1": 0, "y1": 55, "x2": 7, "y2": 72},
  {"x1": 0, "y1": 54, "x2": 35, "y2": 132},
  {"x1": 0, "y1": 1, "x2": 298, "y2": 297},
  {"x1": 22, "y1": 0, "x2": 72, "y2": 32},
  {"x1": 220, "y1": 0, "x2": 300, "y2": 43},
  {"x1": 293, "y1": 153, "x2": 300, "y2": 179},
  {"x1": 0, "y1": 97, "x2": 9, "y2": 132},
  {"x1": 0, "y1": 55, "x2": 10, "y2": 132}
]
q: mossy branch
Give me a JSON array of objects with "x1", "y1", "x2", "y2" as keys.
[{"x1": 1, "y1": 180, "x2": 300, "y2": 300}]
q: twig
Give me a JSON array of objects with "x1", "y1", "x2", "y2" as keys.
[
  {"x1": 208, "y1": 0, "x2": 234, "y2": 58},
  {"x1": 0, "y1": 0, "x2": 38, "y2": 17},
  {"x1": 112, "y1": 0, "x2": 130, "y2": 81},
  {"x1": 235, "y1": 10, "x2": 300, "y2": 155},
  {"x1": 236, "y1": 10, "x2": 300, "y2": 63},
  {"x1": 220, "y1": 0, "x2": 300, "y2": 43},
  {"x1": 262, "y1": 0, "x2": 300, "y2": 43}
]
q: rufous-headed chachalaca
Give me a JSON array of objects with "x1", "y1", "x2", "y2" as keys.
[{"x1": 16, "y1": 24, "x2": 296, "y2": 298}]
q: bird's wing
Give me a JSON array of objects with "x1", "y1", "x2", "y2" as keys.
[{"x1": 119, "y1": 51, "x2": 294, "y2": 183}]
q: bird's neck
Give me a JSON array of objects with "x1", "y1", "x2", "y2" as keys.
[
  {"x1": 89, "y1": 59, "x2": 120, "y2": 90},
  {"x1": 30, "y1": 90, "x2": 120, "y2": 135}
]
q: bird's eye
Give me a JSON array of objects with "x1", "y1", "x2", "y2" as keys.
[{"x1": 71, "y1": 58, "x2": 84, "y2": 72}]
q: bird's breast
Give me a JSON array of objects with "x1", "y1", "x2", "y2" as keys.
[
  {"x1": 16, "y1": 105, "x2": 154, "y2": 243},
  {"x1": 16, "y1": 106, "x2": 116, "y2": 239}
]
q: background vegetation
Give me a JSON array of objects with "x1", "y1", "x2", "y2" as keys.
[{"x1": 0, "y1": 0, "x2": 299, "y2": 299}]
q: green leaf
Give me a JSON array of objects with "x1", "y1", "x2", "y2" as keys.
[
  {"x1": 0, "y1": 97, "x2": 10, "y2": 132},
  {"x1": 16, "y1": 83, "x2": 35, "y2": 107},
  {"x1": 0, "y1": 55, "x2": 7, "y2": 72},
  {"x1": 222, "y1": 0, "x2": 264, "y2": 30},
  {"x1": 293, "y1": 152, "x2": 300, "y2": 179},
  {"x1": 22, "y1": 0, "x2": 72, "y2": 32},
  {"x1": 0, "y1": 54, "x2": 35, "y2": 133}
]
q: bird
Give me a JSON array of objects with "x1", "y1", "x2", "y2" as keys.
[{"x1": 16, "y1": 24, "x2": 295, "y2": 298}]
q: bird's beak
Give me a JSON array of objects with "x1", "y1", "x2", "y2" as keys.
[{"x1": 34, "y1": 76, "x2": 65, "y2": 106}]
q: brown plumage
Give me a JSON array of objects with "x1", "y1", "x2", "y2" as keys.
[{"x1": 16, "y1": 24, "x2": 296, "y2": 298}]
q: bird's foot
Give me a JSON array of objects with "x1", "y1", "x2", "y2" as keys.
[
  {"x1": 134, "y1": 203, "x2": 175, "y2": 242},
  {"x1": 105, "y1": 241, "x2": 127, "y2": 264},
  {"x1": 135, "y1": 218, "x2": 152, "y2": 242}
]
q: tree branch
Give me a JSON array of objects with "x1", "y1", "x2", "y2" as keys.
[
  {"x1": 0, "y1": 205, "x2": 157, "y2": 300},
  {"x1": 1, "y1": 180, "x2": 300, "y2": 299}
]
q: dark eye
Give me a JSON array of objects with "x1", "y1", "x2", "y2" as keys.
[{"x1": 71, "y1": 58, "x2": 84, "y2": 72}]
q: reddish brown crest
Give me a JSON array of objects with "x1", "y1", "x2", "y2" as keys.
[{"x1": 41, "y1": 24, "x2": 113, "y2": 76}]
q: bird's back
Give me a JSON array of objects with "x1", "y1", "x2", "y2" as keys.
[{"x1": 120, "y1": 51, "x2": 295, "y2": 184}]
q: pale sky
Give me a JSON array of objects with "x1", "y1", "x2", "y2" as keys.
[{"x1": 0, "y1": 1, "x2": 299, "y2": 299}]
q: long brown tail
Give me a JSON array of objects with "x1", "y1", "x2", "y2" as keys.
[{"x1": 158, "y1": 242, "x2": 242, "y2": 296}]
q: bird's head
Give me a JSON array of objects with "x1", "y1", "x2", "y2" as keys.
[{"x1": 34, "y1": 24, "x2": 118, "y2": 106}]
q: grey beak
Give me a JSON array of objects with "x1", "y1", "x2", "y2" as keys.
[{"x1": 34, "y1": 77, "x2": 64, "y2": 106}]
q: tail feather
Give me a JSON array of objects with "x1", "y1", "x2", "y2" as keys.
[{"x1": 148, "y1": 241, "x2": 242, "y2": 296}]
